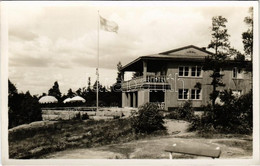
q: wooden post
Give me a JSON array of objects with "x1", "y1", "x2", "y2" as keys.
[{"x1": 143, "y1": 60, "x2": 147, "y2": 82}]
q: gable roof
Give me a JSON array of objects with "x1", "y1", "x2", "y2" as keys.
[
  {"x1": 121, "y1": 45, "x2": 214, "y2": 71},
  {"x1": 159, "y1": 45, "x2": 214, "y2": 55}
]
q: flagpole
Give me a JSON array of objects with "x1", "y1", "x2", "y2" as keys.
[{"x1": 97, "y1": 10, "x2": 100, "y2": 112}]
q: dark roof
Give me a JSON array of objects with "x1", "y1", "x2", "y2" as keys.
[{"x1": 120, "y1": 45, "x2": 251, "y2": 72}]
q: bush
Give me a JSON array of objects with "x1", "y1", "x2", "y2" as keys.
[
  {"x1": 9, "y1": 80, "x2": 42, "y2": 129},
  {"x1": 81, "y1": 113, "x2": 89, "y2": 120},
  {"x1": 166, "y1": 101, "x2": 195, "y2": 122},
  {"x1": 130, "y1": 103, "x2": 166, "y2": 134},
  {"x1": 189, "y1": 90, "x2": 252, "y2": 134}
]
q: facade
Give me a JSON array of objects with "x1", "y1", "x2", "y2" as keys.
[{"x1": 120, "y1": 45, "x2": 252, "y2": 110}]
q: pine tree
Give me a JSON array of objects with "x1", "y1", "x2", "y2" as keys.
[
  {"x1": 67, "y1": 88, "x2": 75, "y2": 98},
  {"x1": 48, "y1": 81, "x2": 62, "y2": 100},
  {"x1": 242, "y1": 7, "x2": 253, "y2": 60},
  {"x1": 204, "y1": 16, "x2": 230, "y2": 109}
]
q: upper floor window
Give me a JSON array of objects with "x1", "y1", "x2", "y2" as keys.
[
  {"x1": 178, "y1": 89, "x2": 189, "y2": 100},
  {"x1": 191, "y1": 89, "x2": 201, "y2": 100},
  {"x1": 233, "y1": 67, "x2": 243, "y2": 79},
  {"x1": 191, "y1": 66, "x2": 202, "y2": 77},
  {"x1": 179, "y1": 66, "x2": 189, "y2": 77}
]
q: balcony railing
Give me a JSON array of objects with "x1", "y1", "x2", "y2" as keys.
[{"x1": 121, "y1": 75, "x2": 170, "y2": 91}]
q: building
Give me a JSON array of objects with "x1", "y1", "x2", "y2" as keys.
[{"x1": 120, "y1": 45, "x2": 252, "y2": 110}]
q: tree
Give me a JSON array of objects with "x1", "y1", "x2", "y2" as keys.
[
  {"x1": 130, "y1": 103, "x2": 165, "y2": 134},
  {"x1": 116, "y1": 61, "x2": 122, "y2": 84},
  {"x1": 229, "y1": 47, "x2": 245, "y2": 61},
  {"x1": 242, "y1": 7, "x2": 253, "y2": 59},
  {"x1": 132, "y1": 71, "x2": 141, "y2": 79},
  {"x1": 8, "y1": 79, "x2": 17, "y2": 96},
  {"x1": 48, "y1": 81, "x2": 62, "y2": 100},
  {"x1": 76, "y1": 88, "x2": 82, "y2": 96},
  {"x1": 67, "y1": 88, "x2": 75, "y2": 98},
  {"x1": 87, "y1": 77, "x2": 92, "y2": 92},
  {"x1": 204, "y1": 16, "x2": 230, "y2": 109},
  {"x1": 8, "y1": 80, "x2": 42, "y2": 128}
]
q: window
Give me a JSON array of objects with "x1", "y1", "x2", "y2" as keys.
[
  {"x1": 178, "y1": 89, "x2": 189, "y2": 100},
  {"x1": 191, "y1": 89, "x2": 201, "y2": 100},
  {"x1": 233, "y1": 67, "x2": 243, "y2": 79},
  {"x1": 191, "y1": 66, "x2": 202, "y2": 77},
  {"x1": 179, "y1": 66, "x2": 189, "y2": 77}
]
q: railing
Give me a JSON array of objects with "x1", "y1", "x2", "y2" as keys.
[
  {"x1": 121, "y1": 76, "x2": 145, "y2": 90},
  {"x1": 146, "y1": 75, "x2": 167, "y2": 83},
  {"x1": 122, "y1": 75, "x2": 168, "y2": 90}
]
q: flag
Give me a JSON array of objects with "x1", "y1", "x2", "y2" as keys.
[{"x1": 100, "y1": 16, "x2": 118, "y2": 33}]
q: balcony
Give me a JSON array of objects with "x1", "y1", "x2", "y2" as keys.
[{"x1": 121, "y1": 75, "x2": 171, "y2": 91}]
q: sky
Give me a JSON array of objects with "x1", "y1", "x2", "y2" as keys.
[{"x1": 6, "y1": 2, "x2": 253, "y2": 95}]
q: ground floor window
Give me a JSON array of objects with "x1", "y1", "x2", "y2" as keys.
[
  {"x1": 191, "y1": 89, "x2": 201, "y2": 100},
  {"x1": 178, "y1": 89, "x2": 189, "y2": 99}
]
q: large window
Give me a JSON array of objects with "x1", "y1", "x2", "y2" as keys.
[
  {"x1": 191, "y1": 66, "x2": 202, "y2": 77},
  {"x1": 179, "y1": 66, "x2": 189, "y2": 77},
  {"x1": 191, "y1": 89, "x2": 201, "y2": 100},
  {"x1": 178, "y1": 89, "x2": 189, "y2": 100}
]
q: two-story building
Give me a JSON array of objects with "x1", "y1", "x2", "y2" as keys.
[{"x1": 120, "y1": 45, "x2": 252, "y2": 110}]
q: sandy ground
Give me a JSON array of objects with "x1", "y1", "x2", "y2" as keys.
[{"x1": 42, "y1": 120, "x2": 252, "y2": 159}]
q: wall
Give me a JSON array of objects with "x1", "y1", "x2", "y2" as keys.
[
  {"x1": 137, "y1": 90, "x2": 149, "y2": 107},
  {"x1": 165, "y1": 62, "x2": 252, "y2": 109}
]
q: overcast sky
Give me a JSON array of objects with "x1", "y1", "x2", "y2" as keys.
[{"x1": 7, "y1": 2, "x2": 253, "y2": 95}]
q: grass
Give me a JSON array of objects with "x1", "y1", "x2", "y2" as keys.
[
  {"x1": 214, "y1": 140, "x2": 253, "y2": 152},
  {"x1": 9, "y1": 119, "x2": 166, "y2": 159}
]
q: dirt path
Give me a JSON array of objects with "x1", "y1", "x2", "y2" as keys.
[
  {"x1": 42, "y1": 120, "x2": 252, "y2": 159},
  {"x1": 42, "y1": 136, "x2": 252, "y2": 159}
]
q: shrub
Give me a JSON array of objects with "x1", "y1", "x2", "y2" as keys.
[
  {"x1": 72, "y1": 112, "x2": 81, "y2": 120},
  {"x1": 9, "y1": 80, "x2": 42, "y2": 128},
  {"x1": 166, "y1": 101, "x2": 195, "y2": 122},
  {"x1": 130, "y1": 103, "x2": 166, "y2": 134},
  {"x1": 189, "y1": 90, "x2": 252, "y2": 134},
  {"x1": 81, "y1": 113, "x2": 89, "y2": 120}
]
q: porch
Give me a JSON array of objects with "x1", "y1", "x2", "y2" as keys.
[{"x1": 122, "y1": 90, "x2": 166, "y2": 110}]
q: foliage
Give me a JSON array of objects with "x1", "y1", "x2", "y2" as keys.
[
  {"x1": 81, "y1": 113, "x2": 89, "y2": 120},
  {"x1": 9, "y1": 119, "x2": 165, "y2": 159},
  {"x1": 48, "y1": 81, "x2": 62, "y2": 100},
  {"x1": 66, "y1": 88, "x2": 75, "y2": 98},
  {"x1": 8, "y1": 80, "x2": 17, "y2": 96},
  {"x1": 229, "y1": 47, "x2": 245, "y2": 61},
  {"x1": 72, "y1": 112, "x2": 89, "y2": 121},
  {"x1": 166, "y1": 101, "x2": 195, "y2": 122},
  {"x1": 130, "y1": 103, "x2": 165, "y2": 134},
  {"x1": 116, "y1": 61, "x2": 123, "y2": 84},
  {"x1": 189, "y1": 90, "x2": 252, "y2": 134},
  {"x1": 132, "y1": 72, "x2": 141, "y2": 79},
  {"x1": 8, "y1": 80, "x2": 42, "y2": 128},
  {"x1": 242, "y1": 7, "x2": 253, "y2": 58},
  {"x1": 204, "y1": 16, "x2": 230, "y2": 109}
]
